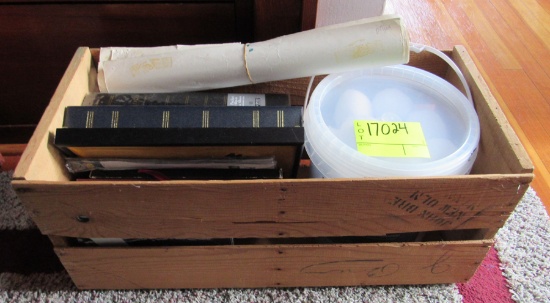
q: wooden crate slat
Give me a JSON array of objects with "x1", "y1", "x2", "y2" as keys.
[
  {"x1": 16, "y1": 174, "x2": 531, "y2": 239},
  {"x1": 58, "y1": 240, "x2": 491, "y2": 289}
]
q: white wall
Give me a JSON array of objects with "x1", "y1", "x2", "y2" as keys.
[{"x1": 315, "y1": 0, "x2": 388, "y2": 27}]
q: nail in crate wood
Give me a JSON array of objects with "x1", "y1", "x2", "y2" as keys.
[{"x1": 12, "y1": 46, "x2": 533, "y2": 289}]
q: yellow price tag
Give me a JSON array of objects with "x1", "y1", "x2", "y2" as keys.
[{"x1": 354, "y1": 120, "x2": 430, "y2": 158}]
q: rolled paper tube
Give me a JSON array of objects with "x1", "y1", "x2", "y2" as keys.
[
  {"x1": 98, "y1": 15, "x2": 409, "y2": 93},
  {"x1": 100, "y1": 45, "x2": 179, "y2": 62},
  {"x1": 99, "y1": 43, "x2": 241, "y2": 61},
  {"x1": 98, "y1": 43, "x2": 248, "y2": 93}
]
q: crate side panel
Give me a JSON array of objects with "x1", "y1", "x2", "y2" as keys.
[
  {"x1": 13, "y1": 47, "x2": 95, "y2": 182},
  {"x1": 15, "y1": 175, "x2": 531, "y2": 239},
  {"x1": 57, "y1": 240, "x2": 491, "y2": 289},
  {"x1": 450, "y1": 46, "x2": 533, "y2": 175}
]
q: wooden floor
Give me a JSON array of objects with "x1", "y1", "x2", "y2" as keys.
[{"x1": 388, "y1": 0, "x2": 550, "y2": 214}]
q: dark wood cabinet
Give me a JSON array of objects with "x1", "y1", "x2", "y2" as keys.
[{"x1": 0, "y1": 0, "x2": 316, "y2": 143}]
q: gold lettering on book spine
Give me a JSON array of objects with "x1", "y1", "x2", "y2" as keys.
[
  {"x1": 162, "y1": 111, "x2": 170, "y2": 128},
  {"x1": 253, "y1": 110, "x2": 260, "y2": 128},
  {"x1": 277, "y1": 110, "x2": 284, "y2": 127},
  {"x1": 202, "y1": 110, "x2": 209, "y2": 128},
  {"x1": 86, "y1": 111, "x2": 94, "y2": 128},
  {"x1": 111, "y1": 111, "x2": 119, "y2": 128}
]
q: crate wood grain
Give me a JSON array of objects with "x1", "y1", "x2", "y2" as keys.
[
  {"x1": 11, "y1": 46, "x2": 534, "y2": 289},
  {"x1": 57, "y1": 241, "x2": 492, "y2": 289},
  {"x1": 15, "y1": 176, "x2": 530, "y2": 240}
]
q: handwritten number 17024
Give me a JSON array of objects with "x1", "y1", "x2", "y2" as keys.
[{"x1": 357, "y1": 122, "x2": 409, "y2": 136}]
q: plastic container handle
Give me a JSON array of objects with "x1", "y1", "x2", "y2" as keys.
[
  {"x1": 304, "y1": 43, "x2": 474, "y2": 111},
  {"x1": 409, "y1": 43, "x2": 473, "y2": 103}
]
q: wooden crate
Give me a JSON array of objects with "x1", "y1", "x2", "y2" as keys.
[{"x1": 12, "y1": 46, "x2": 533, "y2": 290}]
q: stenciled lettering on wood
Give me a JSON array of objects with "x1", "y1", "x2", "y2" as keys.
[{"x1": 390, "y1": 190, "x2": 477, "y2": 227}]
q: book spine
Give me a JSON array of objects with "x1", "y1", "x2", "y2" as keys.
[
  {"x1": 65, "y1": 157, "x2": 278, "y2": 173},
  {"x1": 87, "y1": 168, "x2": 282, "y2": 181},
  {"x1": 63, "y1": 106, "x2": 303, "y2": 129},
  {"x1": 54, "y1": 127, "x2": 304, "y2": 147},
  {"x1": 82, "y1": 92, "x2": 291, "y2": 106}
]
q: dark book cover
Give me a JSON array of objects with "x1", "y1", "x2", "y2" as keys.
[
  {"x1": 65, "y1": 157, "x2": 277, "y2": 173},
  {"x1": 63, "y1": 105, "x2": 303, "y2": 129},
  {"x1": 84, "y1": 168, "x2": 282, "y2": 181},
  {"x1": 82, "y1": 92, "x2": 291, "y2": 107},
  {"x1": 55, "y1": 127, "x2": 304, "y2": 146},
  {"x1": 54, "y1": 127, "x2": 304, "y2": 178}
]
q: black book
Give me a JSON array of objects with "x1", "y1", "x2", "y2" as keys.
[
  {"x1": 84, "y1": 168, "x2": 282, "y2": 181},
  {"x1": 63, "y1": 105, "x2": 303, "y2": 129},
  {"x1": 65, "y1": 157, "x2": 277, "y2": 173},
  {"x1": 82, "y1": 92, "x2": 292, "y2": 106},
  {"x1": 54, "y1": 128, "x2": 304, "y2": 178}
]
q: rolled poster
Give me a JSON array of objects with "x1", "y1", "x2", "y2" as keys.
[{"x1": 98, "y1": 15, "x2": 409, "y2": 93}]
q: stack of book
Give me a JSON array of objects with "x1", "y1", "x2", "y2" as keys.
[{"x1": 54, "y1": 92, "x2": 304, "y2": 180}]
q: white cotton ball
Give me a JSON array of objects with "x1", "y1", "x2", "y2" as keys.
[
  {"x1": 372, "y1": 88, "x2": 413, "y2": 120},
  {"x1": 406, "y1": 109, "x2": 449, "y2": 139},
  {"x1": 331, "y1": 117, "x2": 360, "y2": 149},
  {"x1": 332, "y1": 89, "x2": 372, "y2": 128}
]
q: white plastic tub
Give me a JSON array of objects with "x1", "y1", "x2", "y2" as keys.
[{"x1": 304, "y1": 64, "x2": 480, "y2": 178}]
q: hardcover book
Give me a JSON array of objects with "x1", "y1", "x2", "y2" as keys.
[
  {"x1": 54, "y1": 127, "x2": 304, "y2": 178},
  {"x1": 65, "y1": 157, "x2": 277, "y2": 173},
  {"x1": 82, "y1": 92, "x2": 291, "y2": 107},
  {"x1": 84, "y1": 168, "x2": 282, "y2": 181},
  {"x1": 62, "y1": 105, "x2": 303, "y2": 129}
]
